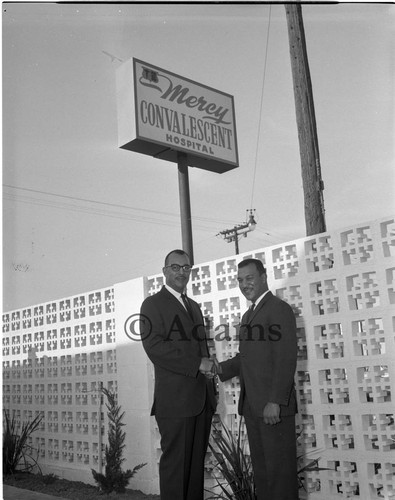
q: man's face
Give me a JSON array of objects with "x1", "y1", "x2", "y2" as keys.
[
  {"x1": 163, "y1": 252, "x2": 191, "y2": 293},
  {"x1": 237, "y1": 263, "x2": 268, "y2": 303}
]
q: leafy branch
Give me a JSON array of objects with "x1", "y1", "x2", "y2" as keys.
[{"x1": 91, "y1": 387, "x2": 146, "y2": 494}]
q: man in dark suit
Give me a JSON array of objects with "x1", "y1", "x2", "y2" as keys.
[
  {"x1": 216, "y1": 258, "x2": 298, "y2": 500},
  {"x1": 140, "y1": 249, "x2": 217, "y2": 500}
]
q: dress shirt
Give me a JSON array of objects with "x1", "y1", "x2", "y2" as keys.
[
  {"x1": 251, "y1": 290, "x2": 270, "y2": 309},
  {"x1": 165, "y1": 285, "x2": 189, "y2": 311}
]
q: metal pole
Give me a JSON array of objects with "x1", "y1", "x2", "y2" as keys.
[
  {"x1": 98, "y1": 381, "x2": 103, "y2": 474},
  {"x1": 177, "y1": 152, "x2": 194, "y2": 264}
]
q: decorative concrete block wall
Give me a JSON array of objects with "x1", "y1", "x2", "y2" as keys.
[
  {"x1": 2, "y1": 288, "x2": 118, "y2": 482},
  {"x1": 3, "y1": 216, "x2": 395, "y2": 499}
]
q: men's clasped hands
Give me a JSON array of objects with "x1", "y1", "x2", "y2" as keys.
[{"x1": 199, "y1": 356, "x2": 221, "y2": 379}]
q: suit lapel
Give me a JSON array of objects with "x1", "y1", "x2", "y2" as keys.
[
  {"x1": 161, "y1": 286, "x2": 193, "y2": 322},
  {"x1": 239, "y1": 292, "x2": 273, "y2": 343},
  {"x1": 161, "y1": 287, "x2": 209, "y2": 356},
  {"x1": 160, "y1": 286, "x2": 207, "y2": 344},
  {"x1": 248, "y1": 291, "x2": 273, "y2": 323}
]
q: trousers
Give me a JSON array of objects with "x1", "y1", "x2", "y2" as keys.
[
  {"x1": 155, "y1": 400, "x2": 213, "y2": 500},
  {"x1": 244, "y1": 399, "x2": 298, "y2": 499}
]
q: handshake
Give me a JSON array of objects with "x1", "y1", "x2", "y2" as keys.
[{"x1": 199, "y1": 356, "x2": 221, "y2": 379}]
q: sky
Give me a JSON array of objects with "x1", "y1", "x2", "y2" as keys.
[{"x1": 2, "y1": 2, "x2": 394, "y2": 312}]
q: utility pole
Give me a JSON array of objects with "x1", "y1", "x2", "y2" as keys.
[
  {"x1": 218, "y1": 210, "x2": 257, "y2": 255},
  {"x1": 285, "y1": 3, "x2": 326, "y2": 236}
]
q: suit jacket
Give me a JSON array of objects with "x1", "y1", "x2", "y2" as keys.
[
  {"x1": 220, "y1": 291, "x2": 297, "y2": 418},
  {"x1": 140, "y1": 286, "x2": 217, "y2": 418}
]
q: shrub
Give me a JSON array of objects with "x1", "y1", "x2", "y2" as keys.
[
  {"x1": 206, "y1": 418, "x2": 256, "y2": 499},
  {"x1": 296, "y1": 430, "x2": 332, "y2": 492},
  {"x1": 91, "y1": 388, "x2": 146, "y2": 494},
  {"x1": 3, "y1": 410, "x2": 43, "y2": 476},
  {"x1": 41, "y1": 473, "x2": 58, "y2": 485},
  {"x1": 207, "y1": 419, "x2": 331, "y2": 499}
]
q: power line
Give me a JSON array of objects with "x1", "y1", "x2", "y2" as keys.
[
  {"x1": 254, "y1": 226, "x2": 293, "y2": 242},
  {"x1": 250, "y1": 4, "x2": 272, "y2": 209},
  {"x1": 4, "y1": 185, "x2": 296, "y2": 242},
  {"x1": 3, "y1": 184, "x2": 181, "y2": 219},
  {"x1": 3, "y1": 192, "x2": 183, "y2": 229},
  {"x1": 3, "y1": 185, "x2": 239, "y2": 232}
]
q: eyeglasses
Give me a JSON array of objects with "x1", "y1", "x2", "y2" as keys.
[{"x1": 165, "y1": 264, "x2": 192, "y2": 273}]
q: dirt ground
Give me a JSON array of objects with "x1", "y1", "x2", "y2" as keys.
[{"x1": 3, "y1": 472, "x2": 160, "y2": 500}]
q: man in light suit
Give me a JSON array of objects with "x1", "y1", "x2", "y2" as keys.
[
  {"x1": 140, "y1": 249, "x2": 217, "y2": 500},
  {"x1": 216, "y1": 258, "x2": 298, "y2": 500}
]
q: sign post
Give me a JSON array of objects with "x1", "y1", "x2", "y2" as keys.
[
  {"x1": 116, "y1": 58, "x2": 239, "y2": 260},
  {"x1": 177, "y1": 152, "x2": 194, "y2": 264}
]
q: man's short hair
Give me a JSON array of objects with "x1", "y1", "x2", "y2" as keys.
[
  {"x1": 238, "y1": 258, "x2": 266, "y2": 275},
  {"x1": 164, "y1": 249, "x2": 190, "y2": 267}
]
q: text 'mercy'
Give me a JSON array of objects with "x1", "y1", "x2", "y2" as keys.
[{"x1": 140, "y1": 67, "x2": 231, "y2": 126}]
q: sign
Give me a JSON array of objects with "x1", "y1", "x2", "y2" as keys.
[{"x1": 116, "y1": 58, "x2": 239, "y2": 173}]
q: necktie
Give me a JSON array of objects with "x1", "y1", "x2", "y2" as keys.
[
  {"x1": 182, "y1": 296, "x2": 211, "y2": 376},
  {"x1": 246, "y1": 303, "x2": 255, "y2": 323},
  {"x1": 181, "y1": 293, "x2": 194, "y2": 320}
]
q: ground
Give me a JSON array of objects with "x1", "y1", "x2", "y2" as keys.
[{"x1": 3, "y1": 472, "x2": 160, "y2": 500}]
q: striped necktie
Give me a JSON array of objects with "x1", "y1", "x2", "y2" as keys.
[
  {"x1": 181, "y1": 293, "x2": 194, "y2": 320},
  {"x1": 246, "y1": 303, "x2": 255, "y2": 323}
]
